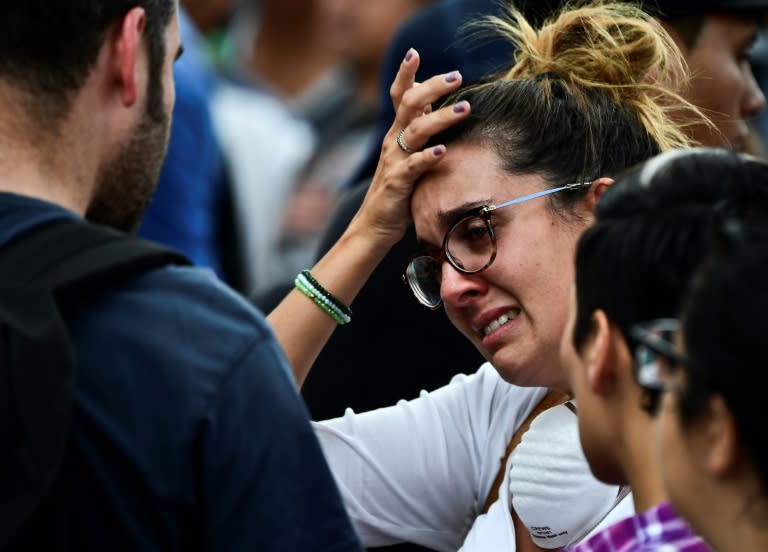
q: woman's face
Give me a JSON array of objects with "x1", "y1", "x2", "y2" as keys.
[{"x1": 411, "y1": 143, "x2": 593, "y2": 389}]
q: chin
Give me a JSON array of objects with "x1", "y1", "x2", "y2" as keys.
[{"x1": 493, "y1": 357, "x2": 538, "y2": 387}]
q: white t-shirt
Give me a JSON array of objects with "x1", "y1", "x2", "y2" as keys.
[{"x1": 315, "y1": 362, "x2": 634, "y2": 551}]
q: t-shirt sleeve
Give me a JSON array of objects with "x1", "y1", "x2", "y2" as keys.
[
  {"x1": 199, "y1": 334, "x2": 363, "y2": 552},
  {"x1": 314, "y1": 363, "x2": 539, "y2": 552}
]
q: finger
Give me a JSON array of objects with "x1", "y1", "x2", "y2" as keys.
[
  {"x1": 403, "y1": 144, "x2": 449, "y2": 178},
  {"x1": 393, "y1": 70, "x2": 464, "y2": 133},
  {"x1": 363, "y1": 143, "x2": 450, "y2": 235},
  {"x1": 390, "y1": 48, "x2": 420, "y2": 113},
  {"x1": 393, "y1": 99, "x2": 471, "y2": 154}
]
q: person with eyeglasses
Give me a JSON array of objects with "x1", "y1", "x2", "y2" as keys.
[
  {"x1": 266, "y1": 2, "x2": 712, "y2": 550},
  {"x1": 657, "y1": 223, "x2": 768, "y2": 552},
  {"x1": 559, "y1": 146, "x2": 768, "y2": 551}
]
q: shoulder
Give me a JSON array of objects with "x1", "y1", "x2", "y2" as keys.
[
  {"x1": 447, "y1": 362, "x2": 548, "y2": 423},
  {"x1": 68, "y1": 264, "x2": 289, "y2": 400},
  {"x1": 133, "y1": 264, "x2": 271, "y2": 334}
]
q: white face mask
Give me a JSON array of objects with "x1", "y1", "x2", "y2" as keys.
[{"x1": 508, "y1": 401, "x2": 625, "y2": 548}]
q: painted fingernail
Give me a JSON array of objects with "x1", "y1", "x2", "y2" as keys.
[
  {"x1": 404, "y1": 48, "x2": 414, "y2": 62},
  {"x1": 433, "y1": 145, "x2": 446, "y2": 157},
  {"x1": 453, "y1": 101, "x2": 469, "y2": 113},
  {"x1": 445, "y1": 71, "x2": 460, "y2": 83}
]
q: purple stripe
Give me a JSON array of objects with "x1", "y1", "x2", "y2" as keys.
[{"x1": 565, "y1": 501, "x2": 712, "y2": 552}]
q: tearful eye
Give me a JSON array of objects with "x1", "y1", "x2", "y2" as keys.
[
  {"x1": 446, "y1": 214, "x2": 495, "y2": 272},
  {"x1": 453, "y1": 216, "x2": 492, "y2": 250}
]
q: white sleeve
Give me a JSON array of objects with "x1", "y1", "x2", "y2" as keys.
[{"x1": 314, "y1": 363, "x2": 546, "y2": 552}]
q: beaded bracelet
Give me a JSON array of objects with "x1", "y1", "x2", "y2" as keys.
[
  {"x1": 299, "y1": 270, "x2": 353, "y2": 319},
  {"x1": 295, "y1": 277, "x2": 348, "y2": 325},
  {"x1": 295, "y1": 274, "x2": 349, "y2": 325},
  {"x1": 294, "y1": 270, "x2": 353, "y2": 325},
  {"x1": 295, "y1": 273, "x2": 351, "y2": 325}
]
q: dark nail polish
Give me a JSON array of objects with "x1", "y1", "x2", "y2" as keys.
[
  {"x1": 405, "y1": 49, "x2": 414, "y2": 62},
  {"x1": 453, "y1": 101, "x2": 468, "y2": 113},
  {"x1": 445, "y1": 71, "x2": 460, "y2": 83},
  {"x1": 433, "y1": 145, "x2": 446, "y2": 157}
]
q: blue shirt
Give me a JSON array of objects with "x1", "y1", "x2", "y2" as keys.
[{"x1": 0, "y1": 192, "x2": 362, "y2": 551}]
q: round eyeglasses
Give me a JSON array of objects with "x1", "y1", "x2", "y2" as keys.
[
  {"x1": 402, "y1": 181, "x2": 592, "y2": 309},
  {"x1": 630, "y1": 318, "x2": 691, "y2": 414}
]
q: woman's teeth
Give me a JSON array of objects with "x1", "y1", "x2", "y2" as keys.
[{"x1": 483, "y1": 310, "x2": 519, "y2": 336}]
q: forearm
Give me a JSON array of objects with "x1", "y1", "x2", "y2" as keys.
[
  {"x1": 267, "y1": 218, "x2": 391, "y2": 387},
  {"x1": 267, "y1": 49, "x2": 468, "y2": 388}
]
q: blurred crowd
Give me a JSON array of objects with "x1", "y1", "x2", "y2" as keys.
[
  {"x1": 140, "y1": 0, "x2": 434, "y2": 296},
  {"x1": 142, "y1": 0, "x2": 768, "y2": 303}
]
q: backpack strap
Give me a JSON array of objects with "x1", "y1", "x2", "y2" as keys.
[
  {"x1": 0, "y1": 286, "x2": 76, "y2": 550},
  {"x1": 482, "y1": 389, "x2": 571, "y2": 514},
  {"x1": 0, "y1": 218, "x2": 190, "y2": 550},
  {"x1": 0, "y1": 217, "x2": 191, "y2": 290}
]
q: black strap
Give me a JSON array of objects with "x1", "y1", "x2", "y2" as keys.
[
  {"x1": 0, "y1": 218, "x2": 190, "y2": 550},
  {"x1": 0, "y1": 218, "x2": 190, "y2": 291}
]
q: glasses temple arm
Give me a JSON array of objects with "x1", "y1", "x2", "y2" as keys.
[{"x1": 491, "y1": 181, "x2": 592, "y2": 211}]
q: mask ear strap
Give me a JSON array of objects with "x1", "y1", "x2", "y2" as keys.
[
  {"x1": 481, "y1": 389, "x2": 571, "y2": 514},
  {"x1": 559, "y1": 399, "x2": 633, "y2": 543}
]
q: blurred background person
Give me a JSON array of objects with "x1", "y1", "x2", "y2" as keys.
[
  {"x1": 222, "y1": 0, "x2": 341, "y2": 115},
  {"x1": 210, "y1": 0, "x2": 433, "y2": 295},
  {"x1": 209, "y1": 0, "x2": 324, "y2": 295},
  {"x1": 273, "y1": 0, "x2": 435, "y2": 287},
  {"x1": 138, "y1": 1, "x2": 244, "y2": 288},
  {"x1": 649, "y1": 0, "x2": 767, "y2": 153}
]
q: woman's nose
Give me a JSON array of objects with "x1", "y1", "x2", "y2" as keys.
[{"x1": 439, "y1": 260, "x2": 487, "y2": 307}]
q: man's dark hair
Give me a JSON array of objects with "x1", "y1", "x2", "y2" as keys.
[{"x1": 0, "y1": 1, "x2": 174, "y2": 126}]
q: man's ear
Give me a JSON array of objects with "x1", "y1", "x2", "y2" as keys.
[
  {"x1": 583, "y1": 177, "x2": 614, "y2": 213},
  {"x1": 585, "y1": 309, "x2": 616, "y2": 395},
  {"x1": 112, "y1": 7, "x2": 147, "y2": 107}
]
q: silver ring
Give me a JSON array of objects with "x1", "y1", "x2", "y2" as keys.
[{"x1": 396, "y1": 129, "x2": 417, "y2": 154}]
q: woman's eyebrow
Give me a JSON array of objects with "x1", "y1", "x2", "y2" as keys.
[
  {"x1": 414, "y1": 199, "x2": 494, "y2": 251},
  {"x1": 436, "y1": 200, "x2": 491, "y2": 228}
]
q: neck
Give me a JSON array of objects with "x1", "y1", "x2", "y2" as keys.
[
  {"x1": 619, "y1": 415, "x2": 669, "y2": 513},
  {"x1": 0, "y1": 85, "x2": 98, "y2": 216},
  {"x1": 699, "y1": 480, "x2": 768, "y2": 552},
  {"x1": 713, "y1": 524, "x2": 768, "y2": 552},
  {"x1": 0, "y1": 137, "x2": 94, "y2": 216}
]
